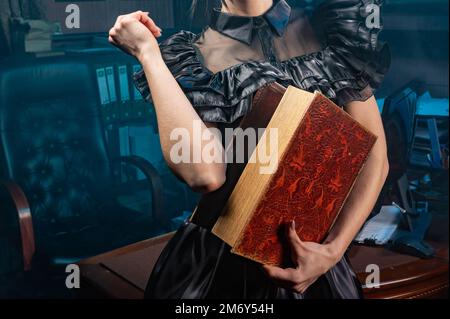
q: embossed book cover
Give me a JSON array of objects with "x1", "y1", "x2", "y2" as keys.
[{"x1": 212, "y1": 85, "x2": 378, "y2": 266}]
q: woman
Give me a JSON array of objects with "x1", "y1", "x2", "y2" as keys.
[{"x1": 108, "y1": 0, "x2": 390, "y2": 299}]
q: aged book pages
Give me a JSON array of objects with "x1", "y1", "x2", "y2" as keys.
[{"x1": 212, "y1": 87, "x2": 315, "y2": 246}]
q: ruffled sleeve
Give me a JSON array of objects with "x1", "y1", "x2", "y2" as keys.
[
  {"x1": 133, "y1": 31, "x2": 210, "y2": 107},
  {"x1": 133, "y1": 0, "x2": 390, "y2": 123},
  {"x1": 306, "y1": 0, "x2": 391, "y2": 105},
  {"x1": 133, "y1": 31, "x2": 287, "y2": 123}
]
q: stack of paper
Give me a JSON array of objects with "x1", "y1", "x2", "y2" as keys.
[{"x1": 354, "y1": 205, "x2": 402, "y2": 245}]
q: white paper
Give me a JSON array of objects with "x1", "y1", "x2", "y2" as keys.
[{"x1": 354, "y1": 205, "x2": 402, "y2": 245}]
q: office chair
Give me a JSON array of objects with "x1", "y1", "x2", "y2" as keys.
[
  {"x1": 0, "y1": 56, "x2": 167, "y2": 278},
  {"x1": 371, "y1": 80, "x2": 425, "y2": 215},
  {"x1": 382, "y1": 80, "x2": 426, "y2": 174}
]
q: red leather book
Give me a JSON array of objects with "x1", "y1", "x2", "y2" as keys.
[{"x1": 210, "y1": 85, "x2": 377, "y2": 266}]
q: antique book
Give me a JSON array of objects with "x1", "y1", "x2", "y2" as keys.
[
  {"x1": 192, "y1": 84, "x2": 377, "y2": 266},
  {"x1": 191, "y1": 83, "x2": 287, "y2": 229}
]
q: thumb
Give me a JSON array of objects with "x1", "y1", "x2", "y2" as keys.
[
  {"x1": 140, "y1": 12, "x2": 162, "y2": 37},
  {"x1": 286, "y1": 220, "x2": 305, "y2": 264}
]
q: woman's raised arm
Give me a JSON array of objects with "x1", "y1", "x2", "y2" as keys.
[{"x1": 109, "y1": 11, "x2": 226, "y2": 193}]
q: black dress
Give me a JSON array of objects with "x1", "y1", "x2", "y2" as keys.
[{"x1": 133, "y1": 0, "x2": 390, "y2": 299}]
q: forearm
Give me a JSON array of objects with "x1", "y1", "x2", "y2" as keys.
[
  {"x1": 108, "y1": 11, "x2": 225, "y2": 192},
  {"x1": 139, "y1": 52, "x2": 226, "y2": 192},
  {"x1": 323, "y1": 97, "x2": 389, "y2": 261},
  {"x1": 263, "y1": 97, "x2": 389, "y2": 292},
  {"x1": 324, "y1": 149, "x2": 389, "y2": 258}
]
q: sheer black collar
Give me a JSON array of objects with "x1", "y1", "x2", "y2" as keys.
[{"x1": 209, "y1": 0, "x2": 292, "y2": 45}]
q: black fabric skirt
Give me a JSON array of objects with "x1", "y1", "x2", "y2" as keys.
[{"x1": 144, "y1": 221, "x2": 363, "y2": 299}]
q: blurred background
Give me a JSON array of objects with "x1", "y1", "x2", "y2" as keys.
[{"x1": 0, "y1": 0, "x2": 448, "y2": 298}]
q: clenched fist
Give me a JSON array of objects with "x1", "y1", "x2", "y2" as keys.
[{"x1": 109, "y1": 11, "x2": 162, "y2": 62}]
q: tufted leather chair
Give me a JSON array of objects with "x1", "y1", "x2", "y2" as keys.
[{"x1": 0, "y1": 56, "x2": 166, "y2": 274}]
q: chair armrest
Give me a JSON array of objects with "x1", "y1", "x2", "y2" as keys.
[
  {"x1": 0, "y1": 181, "x2": 35, "y2": 271},
  {"x1": 116, "y1": 156, "x2": 166, "y2": 227}
]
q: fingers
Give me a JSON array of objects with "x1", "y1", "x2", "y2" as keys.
[
  {"x1": 263, "y1": 265, "x2": 295, "y2": 282},
  {"x1": 128, "y1": 10, "x2": 147, "y2": 20},
  {"x1": 129, "y1": 11, "x2": 162, "y2": 37},
  {"x1": 294, "y1": 277, "x2": 318, "y2": 294},
  {"x1": 139, "y1": 12, "x2": 163, "y2": 37},
  {"x1": 108, "y1": 27, "x2": 117, "y2": 44},
  {"x1": 108, "y1": 26, "x2": 119, "y2": 43},
  {"x1": 108, "y1": 36, "x2": 120, "y2": 48},
  {"x1": 286, "y1": 220, "x2": 305, "y2": 262},
  {"x1": 263, "y1": 265, "x2": 302, "y2": 289},
  {"x1": 263, "y1": 264, "x2": 319, "y2": 294},
  {"x1": 111, "y1": 11, "x2": 162, "y2": 38}
]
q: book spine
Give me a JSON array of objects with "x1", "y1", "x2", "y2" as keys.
[
  {"x1": 212, "y1": 87, "x2": 313, "y2": 246},
  {"x1": 231, "y1": 93, "x2": 317, "y2": 262}
]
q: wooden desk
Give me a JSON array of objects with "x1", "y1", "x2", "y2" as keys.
[
  {"x1": 79, "y1": 218, "x2": 448, "y2": 299},
  {"x1": 349, "y1": 243, "x2": 448, "y2": 298}
]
